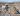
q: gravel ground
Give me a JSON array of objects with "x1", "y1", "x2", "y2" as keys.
[{"x1": 0, "y1": 14, "x2": 20, "y2": 16}]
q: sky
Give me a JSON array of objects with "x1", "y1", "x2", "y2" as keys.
[{"x1": 0, "y1": 0, "x2": 20, "y2": 2}]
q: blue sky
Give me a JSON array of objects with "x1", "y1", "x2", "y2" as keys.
[{"x1": 0, "y1": 0, "x2": 20, "y2": 2}]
